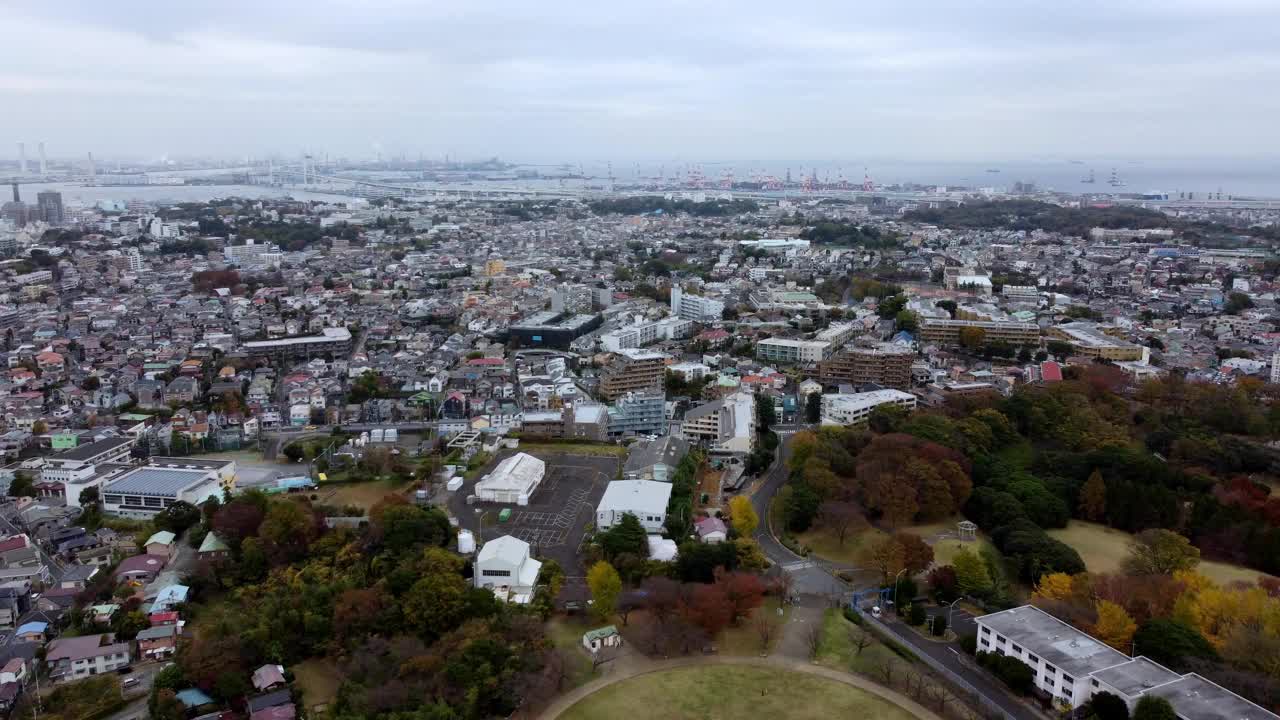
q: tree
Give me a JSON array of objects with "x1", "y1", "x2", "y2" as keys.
[
  {"x1": 1132, "y1": 618, "x2": 1218, "y2": 671},
  {"x1": 861, "y1": 534, "x2": 906, "y2": 584},
  {"x1": 959, "y1": 326, "x2": 986, "y2": 350},
  {"x1": 1032, "y1": 572, "x2": 1077, "y2": 603},
  {"x1": 1079, "y1": 469, "x2": 1107, "y2": 522},
  {"x1": 1088, "y1": 691, "x2": 1130, "y2": 720},
  {"x1": 753, "y1": 613, "x2": 780, "y2": 652},
  {"x1": 716, "y1": 571, "x2": 765, "y2": 624},
  {"x1": 587, "y1": 561, "x2": 622, "y2": 621},
  {"x1": 403, "y1": 549, "x2": 468, "y2": 639},
  {"x1": 928, "y1": 566, "x2": 959, "y2": 602},
  {"x1": 258, "y1": 500, "x2": 317, "y2": 563},
  {"x1": 805, "y1": 392, "x2": 822, "y2": 424},
  {"x1": 728, "y1": 496, "x2": 758, "y2": 537},
  {"x1": 953, "y1": 547, "x2": 992, "y2": 596},
  {"x1": 155, "y1": 501, "x2": 202, "y2": 534},
  {"x1": 756, "y1": 395, "x2": 776, "y2": 432},
  {"x1": 895, "y1": 532, "x2": 935, "y2": 574},
  {"x1": 820, "y1": 501, "x2": 867, "y2": 547},
  {"x1": 895, "y1": 310, "x2": 919, "y2": 333},
  {"x1": 150, "y1": 689, "x2": 186, "y2": 720},
  {"x1": 1092, "y1": 600, "x2": 1137, "y2": 651},
  {"x1": 1133, "y1": 696, "x2": 1178, "y2": 720},
  {"x1": 600, "y1": 513, "x2": 648, "y2": 561},
  {"x1": 1123, "y1": 529, "x2": 1200, "y2": 576}
]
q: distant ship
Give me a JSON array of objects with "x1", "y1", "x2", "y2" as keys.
[
  {"x1": 1081, "y1": 169, "x2": 1095, "y2": 184},
  {"x1": 1069, "y1": 160, "x2": 1085, "y2": 165},
  {"x1": 1108, "y1": 168, "x2": 1126, "y2": 188},
  {"x1": 985, "y1": 168, "x2": 1000, "y2": 173}
]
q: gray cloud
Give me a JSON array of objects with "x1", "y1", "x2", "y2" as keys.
[{"x1": 3, "y1": 0, "x2": 1279, "y2": 163}]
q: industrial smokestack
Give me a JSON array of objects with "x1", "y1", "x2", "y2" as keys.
[
  {"x1": 10, "y1": 182, "x2": 18, "y2": 203},
  {"x1": 38, "y1": 142, "x2": 46, "y2": 175},
  {"x1": 17, "y1": 143, "x2": 26, "y2": 174},
  {"x1": 87, "y1": 152, "x2": 95, "y2": 181}
]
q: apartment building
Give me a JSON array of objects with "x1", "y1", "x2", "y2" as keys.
[
  {"x1": 820, "y1": 390, "x2": 916, "y2": 426},
  {"x1": 818, "y1": 343, "x2": 915, "y2": 389},
  {"x1": 242, "y1": 326, "x2": 353, "y2": 361},
  {"x1": 917, "y1": 318, "x2": 1041, "y2": 347},
  {"x1": 600, "y1": 317, "x2": 694, "y2": 352},
  {"x1": 46, "y1": 634, "x2": 132, "y2": 683},
  {"x1": 670, "y1": 287, "x2": 724, "y2": 323},
  {"x1": 1046, "y1": 322, "x2": 1147, "y2": 362},
  {"x1": 606, "y1": 392, "x2": 667, "y2": 438},
  {"x1": 598, "y1": 349, "x2": 667, "y2": 400},
  {"x1": 755, "y1": 338, "x2": 831, "y2": 365},
  {"x1": 680, "y1": 391, "x2": 755, "y2": 454}
]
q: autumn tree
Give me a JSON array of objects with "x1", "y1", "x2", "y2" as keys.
[
  {"x1": 403, "y1": 548, "x2": 468, "y2": 639},
  {"x1": 861, "y1": 534, "x2": 906, "y2": 584},
  {"x1": 587, "y1": 561, "x2": 622, "y2": 621},
  {"x1": 1079, "y1": 469, "x2": 1107, "y2": 522},
  {"x1": 259, "y1": 499, "x2": 319, "y2": 564},
  {"x1": 716, "y1": 570, "x2": 765, "y2": 625},
  {"x1": 728, "y1": 495, "x2": 759, "y2": 537},
  {"x1": 1124, "y1": 529, "x2": 1200, "y2": 576},
  {"x1": 685, "y1": 583, "x2": 733, "y2": 636},
  {"x1": 959, "y1": 326, "x2": 986, "y2": 349},
  {"x1": 1092, "y1": 600, "x2": 1137, "y2": 651},
  {"x1": 895, "y1": 532, "x2": 935, "y2": 574},
  {"x1": 819, "y1": 500, "x2": 867, "y2": 547}
]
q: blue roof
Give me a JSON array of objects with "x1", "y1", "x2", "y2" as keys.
[
  {"x1": 15, "y1": 621, "x2": 47, "y2": 635},
  {"x1": 176, "y1": 689, "x2": 214, "y2": 708},
  {"x1": 152, "y1": 584, "x2": 189, "y2": 607}
]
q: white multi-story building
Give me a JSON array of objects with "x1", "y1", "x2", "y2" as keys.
[
  {"x1": 125, "y1": 248, "x2": 143, "y2": 272},
  {"x1": 670, "y1": 287, "x2": 725, "y2": 323},
  {"x1": 755, "y1": 338, "x2": 831, "y2": 364},
  {"x1": 820, "y1": 390, "x2": 916, "y2": 426},
  {"x1": 474, "y1": 535, "x2": 542, "y2": 604},
  {"x1": 600, "y1": 317, "x2": 694, "y2": 352},
  {"x1": 975, "y1": 605, "x2": 1279, "y2": 720},
  {"x1": 101, "y1": 458, "x2": 235, "y2": 518},
  {"x1": 680, "y1": 391, "x2": 755, "y2": 454},
  {"x1": 1272, "y1": 351, "x2": 1280, "y2": 384}
]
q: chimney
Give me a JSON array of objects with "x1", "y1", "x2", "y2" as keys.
[{"x1": 17, "y1": 143, "x2": 26, "y2": 174}]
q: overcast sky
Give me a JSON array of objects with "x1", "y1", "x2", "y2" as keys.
[{"x1": 4, "y1": 0, "x2": 1280, "y2": 165}]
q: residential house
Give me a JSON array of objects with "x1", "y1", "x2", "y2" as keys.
[
  {"x1": 252, "y1": 664, "x2": 287, "y2": 692},
  {"x1": 695, "y1": 516, "x2": 728, "y2": 544},
  {"x1": 473, "y1": 535, "x2": 542, "y2": 604},
  {"x1": 136, "y1": 625, "x2": 179, "y2": 660},
  {"x1": 145, "y1": 531, "x2": 177, "y2": 561},
  {"x1": 45, "y1": 633, "x2": 131, "y2": 683}
]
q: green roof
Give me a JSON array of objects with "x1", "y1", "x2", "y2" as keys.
[
  {"x1": 119, "y1": 413, "x2": 153, "y2": 421},
  {"x1": 198, "y1": 532, "x2": 230, "y2": 553},
  {"x1": 146, "y1": 530, "x2": 176, "y2": 546},
  {"x1": 583, "y1": 625, "x2": 619, "y2": 641}
]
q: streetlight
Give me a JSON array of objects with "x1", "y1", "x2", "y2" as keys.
[
  {"x1": 892, "y1": 568, "x2": 908, "y2": 611},
  {"x1": 946, "y1": 597, "x2": 962, "y2": 628}
]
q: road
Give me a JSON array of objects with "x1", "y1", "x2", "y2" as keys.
[
  {"x1": 751, "y1": 432, "x2": 1036, "y2": 720},
  {"x1": 0, "y1": 501, "x2": 69, "y2": 585}
]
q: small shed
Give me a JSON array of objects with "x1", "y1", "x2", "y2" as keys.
[{"x1": 582, "y1": 625, "x2": 622, "y2": 653}]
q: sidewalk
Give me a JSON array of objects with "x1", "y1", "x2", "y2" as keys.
[{"x1": 535, "y1": 654, "x2": 944, "y2": 720}]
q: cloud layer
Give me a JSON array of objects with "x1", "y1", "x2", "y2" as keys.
[{"x1": 4, "y1": 1, "x2": 1279, "y2": 163}]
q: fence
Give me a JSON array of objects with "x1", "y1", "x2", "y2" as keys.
[{"x1": 858, "y1": 610, "x2": 1021, "y2": 720}]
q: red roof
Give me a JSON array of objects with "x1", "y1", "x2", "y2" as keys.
[
  {"x1": 149, "y1": 611, "x2": 179, "y2": 625},
  {"x1": 467, "y1": 357, "x2": 505, "y2": 366},
  {"x1": 0, "y1": 535, "x2": 27, "y2": 553},
  {"x1": 1040, "y1": 361, "x2": 1063, "y2": 382}
]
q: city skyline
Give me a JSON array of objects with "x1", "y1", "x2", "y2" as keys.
[{"x1": 4, "y1": 1, "x2": 1280, "y2": 162}]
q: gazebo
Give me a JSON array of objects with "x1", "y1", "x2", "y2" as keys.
[{"x1": 958, "y1": 520, "x2": 978, "y2": 542}]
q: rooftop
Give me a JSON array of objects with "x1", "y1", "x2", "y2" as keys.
[
  {"x1": 1091, "y1": 657, "x2": 1180, "y2": 697},
  {"x1": 976, "y1": 605, "x2": 1129, "y2": 678},
  {"x1": 1146, "y1": 673, "x2": 1280, "y2": 720},
  {"x1": 104, "y1": 466, "x2": 216, "y2": 498}
]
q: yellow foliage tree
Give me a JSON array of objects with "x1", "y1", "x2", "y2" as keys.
[
  {"x1": 1092, "y1": 600, "x2": 1137, "y2": 651},
  {"x1": 728, "y1": 495, "x2": 759, "y2": 537},
  {"x1": 1032, "y1": 573, "x2": 1077, "y2": 603}
]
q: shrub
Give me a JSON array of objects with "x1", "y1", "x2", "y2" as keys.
[
  {"x1": 959, "y1": 633, "x2": 977, "y2": 655},
  {"x1": 932, "y1": 613, "x2": 948, "y2": 636},
  {"x1": 908, "y1": 603, "x2": 927, "y2": 626}
]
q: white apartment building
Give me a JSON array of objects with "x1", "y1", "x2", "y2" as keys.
[
  {"x1": 820, "y1": 390, "x2": 917, "y2": 426},
  {"x1": 755, "y1": 338, "x2": 831, "y2": 364},
  {"x1": 680, "y1": 391, "x2": 755, "y2": 454},
  {"x1": 670, "y1": 287, "x2": 725, "y2": 323},
  {"x1": 600, "y1": 317, "x2": 694, "y2": 352},
  {"x1": 975, "y1": 605, "x2": 1279, "y2": 720}
]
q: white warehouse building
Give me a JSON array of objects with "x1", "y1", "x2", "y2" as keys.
[
  {"x1": 474, "y1": 453, "x2": 545, "y2": 506},
  {"x1": 596, "y1": 480, "x2": 673, "y2": 533}
]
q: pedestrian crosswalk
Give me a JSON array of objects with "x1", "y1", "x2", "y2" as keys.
[{"x1": 782, "y1": 560, "x2": 816, "y2": 571}]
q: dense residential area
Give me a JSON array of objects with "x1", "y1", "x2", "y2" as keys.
[{"x1": 1, "y1": 183, "x2": 1280, "y2": 720}]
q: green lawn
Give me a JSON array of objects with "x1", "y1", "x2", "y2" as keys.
[
  {"x1": 797, "y1": 526, "x2": 886, "y2": 566},
  {"x1": 293, "y1": 657, "x2": 342, "y2": 711},
  {"x1": 545, "y1": 617, "x2": 600, "y2": 688},
  {"x1": 559, "y1": 664, "x2": 920, "y2": 720},
  {"x1": 931, "y1": 537, "x2": 993, "y2": 568},
  {"x1": 1048, "y1": 520, "x2": 1274, "y2": 586},
  {"x1": 518, "y1": 442, "x2": 628, "y2": 457},
  {"x1": 814, "y1": 609, "x2": 900, "y2": 675}
]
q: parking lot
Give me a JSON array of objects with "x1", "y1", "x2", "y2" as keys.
[{"x1": 450, "y1": 451, "x2": 617, "y2": 573}]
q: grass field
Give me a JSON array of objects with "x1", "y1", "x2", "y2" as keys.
[
  {"x1": 1048, "y1": 521, "x2": 1274, "y2": 586},
  {"x1": 717, "y1": 599, "x2": 791, "y2": 655},
  {"x1": 931, "y1": 537, "x2": 993, "y2": 567},
  {"x1": 518, "y1": 442, "x2": 628, "y2": 457},
  {"x1": 293, "y1": 657, "x2": 342, "y2": 711},
  {"x1": 559, "y1": 664, "x2": 920, "y2": 720},
  {"x1": 797, "y1": 526, "x2": 886, "y2": 566},
  {"x1": 815, "y1": 609, "x2": 899, "y2": 675},
  {"x1": 319, "y1": 478, "x2": 412, "y2": 511}
]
